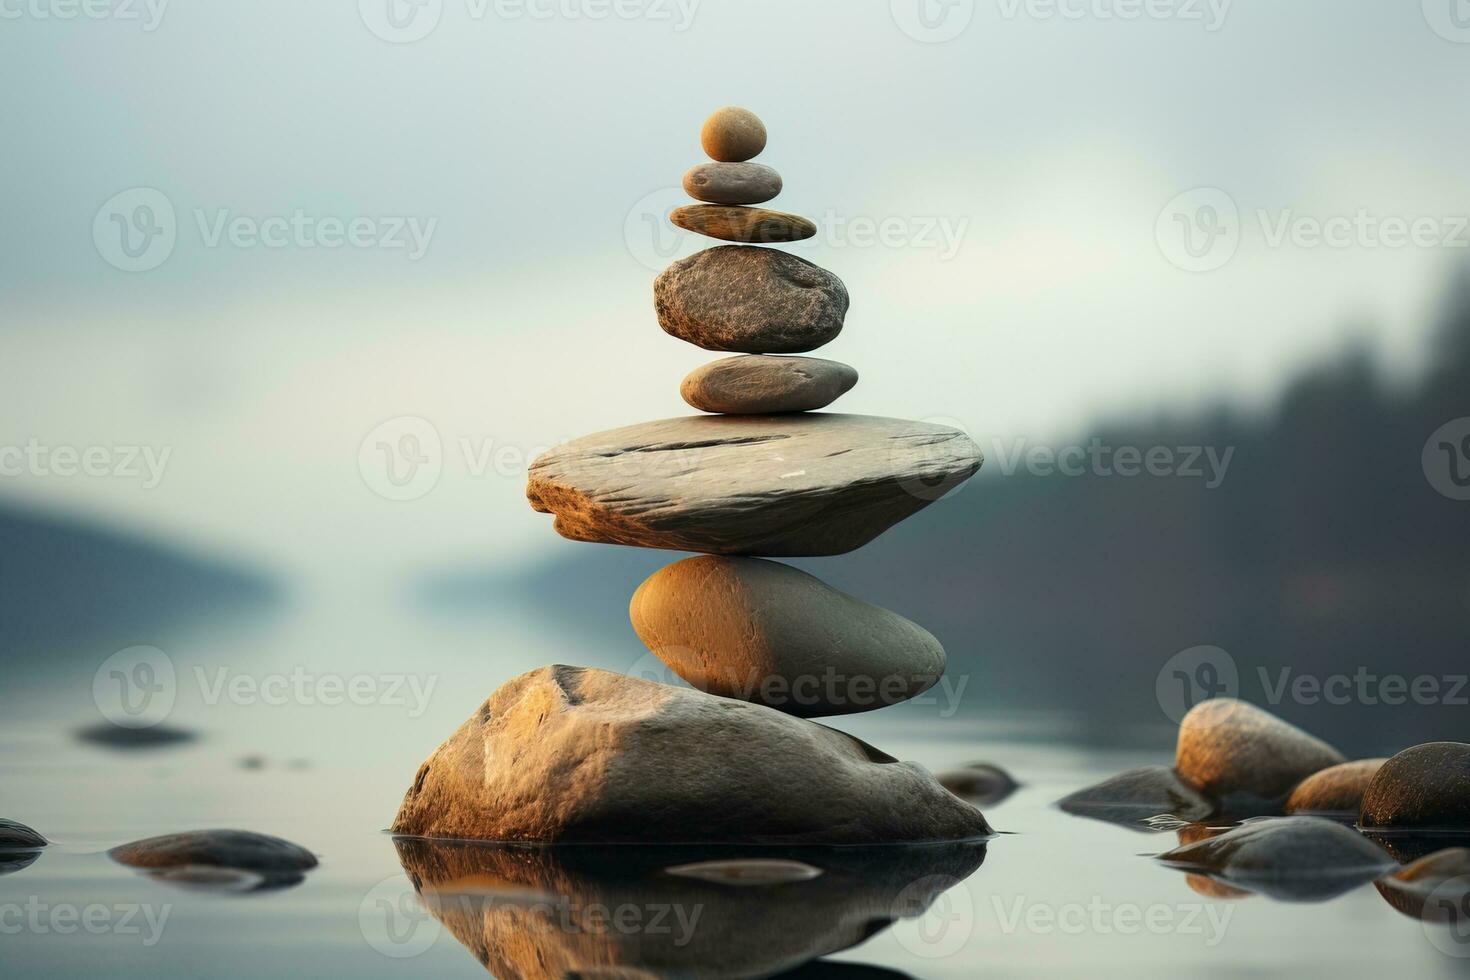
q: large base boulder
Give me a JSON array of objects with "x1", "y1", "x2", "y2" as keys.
[{"x1": 391, "y1": 666, "x2": 991, "y2": 844}]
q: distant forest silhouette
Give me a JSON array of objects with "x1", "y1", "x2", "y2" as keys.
[{"x1": 447, "y1": 270, "x2": 1470, "y2": 758}]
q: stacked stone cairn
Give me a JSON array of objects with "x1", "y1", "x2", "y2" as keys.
[{"x1": 392, "y1": 107, "x2": 990, "y2": 846}]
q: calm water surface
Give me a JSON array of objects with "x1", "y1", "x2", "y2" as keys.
[{"x1": 2, "y1": 594, "x2": 1464, "y2": 979}]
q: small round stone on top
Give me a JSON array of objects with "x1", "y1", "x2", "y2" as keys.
[{"x1": 701, "y1": 106, "x2": 767, "y2": 163}]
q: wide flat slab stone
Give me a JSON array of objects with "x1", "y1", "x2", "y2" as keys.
[{"x1": 525, "y1": 414, "x2": 983, "y2": 556}]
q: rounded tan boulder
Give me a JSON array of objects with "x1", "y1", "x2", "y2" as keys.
[
  {"x1": 629, "y1": 556, "x2": 945, "y2": 718},
  {"x1": 1174, "y1": 699, "x2": 1345, "y2": 814},
  {"x1": 1283, "y1": 759, "x2": 1387, "y2": 816},
  {"x1": 391, "y1": 665, "x2": 990, "y2": 843}
]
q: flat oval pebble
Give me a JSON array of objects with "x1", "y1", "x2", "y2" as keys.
[
  {"x1": 683, "y1": 162, "x2": 782, "y2": 206},
  {"x1": 681, "y1": 355, "x2": 857, "y2": 414},
  {"x1": 630, "y1": 556, "x2": 946, "y2": 718},
  {"x1": 1283, "y1": 759, "x2": 1387, "y2": 816},
  {"x1": 671, "y1": 205, "x2": 816, "y2": 244},
  {"x1": 110, "y1": 829, "x2": 319, "y2": 873},
  {"x1": 527, "y1": 413, "x2": 984, "y2": 556},
  {"x1": 0, "y1": 818, "x2": 47, "y2": 850},
  {"x1": 1058, "y1": 765, "x2": 1215, "y2": 827},
  {"x1": 701, "y1": 106, "x2": 767, "y2": 162},
  {"x1": 655, "y1": 246, "x2": 848, "y2": 354},
  {"x1": 1174, "y1": 699, "x2": 1345, "y2": 815},
  {"x1": 1360, "y1": 742, "x2": 1470, "y2": 831},
  {"x1": 664, "y1": 859, "x2": 824, "y2": 886}
]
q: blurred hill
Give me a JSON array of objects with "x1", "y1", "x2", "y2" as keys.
[
  {"x1": 418, "y1": 273, "x2": 1470, "y2": 758},
  {"x1": 0, "y1": 503, "x2": 280, "y2": 662}
]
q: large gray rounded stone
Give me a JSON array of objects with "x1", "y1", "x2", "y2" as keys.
[
  {"x1": 525, "y1": 413, "x2": 984, "y2": 556},
  {"x1": 1360, "y1": 742, "x2": 1470, "y2": 831},
  {"x1": 391, "y1": 665, "x2": 991, "y2": 844},
  {"x1": 1174, "y1": 699, "x2": 1345, "y2": 814},
  {"x1": 683, "y1": 162, "x2": 782, "y2": 205},
  {"x1": 655, "y1": 246, "x2": 848, "y2": 354},
  {"x1": 681, "y1": 355, "x2": 857, "y2": 414},
  {"x1": 629, "y1": 556, "x2": 945, "y2": 718}
]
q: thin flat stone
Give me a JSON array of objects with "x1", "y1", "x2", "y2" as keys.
[
  {"x1": 525, "y1": 414, "x2": 983, "y2": 557},
  {"x1": 671, "y1": 205, "x2": 816, "y2": 244},
  {"x1": 681, "y1": 355, "x2": 857, "y2": 414}
]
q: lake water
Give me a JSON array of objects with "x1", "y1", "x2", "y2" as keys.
[{"x1": 3, "y1": 594, "x2": 1466, "y2": 979}]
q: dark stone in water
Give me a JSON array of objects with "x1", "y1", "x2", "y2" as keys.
[
  {"x1": 109, "y1": 830, "x2": 318, "y2": 892},
  {"x1": 393, "y1": 836, "x2": 986, "y2": 980},
  {"x1": 938, "y1": 762, "x2": 1019, "y2": 807},
  {"x1": 0, "y1": 851, "x2": 43, "y2": 876},
  {"x1": 1375, "y1": 848, "x2": 1470, "y2": 921},
  {"x1": 75, "y1": 722, "x2": 198, "y2": 750},
  {"x1": 1157, "y1": 816, "x2": 1395, "y2": 902},
  {"x1": 0, "y1": 818, "x2": 47, "y2": 850},
  {"x1": 1057, "y1": 765, "x2": 1214, "y2": 830},
  {"x1": 1360, "y1": 742, "x2": 1470, "y2": 832}
]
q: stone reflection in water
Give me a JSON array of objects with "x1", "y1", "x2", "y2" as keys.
[
  {"x1": 1375, "y1": 848, "x2": 1470, "y2": 923},
  {"x1": 393, "y1": 836, "x2": 987, "y2": 979},
  {"x1": 1156, "y1": 817, "x2": 1396, "y2": 903}
]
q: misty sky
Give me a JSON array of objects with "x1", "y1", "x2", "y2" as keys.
[{"x1": 2, "y1": 0, "x2": 1469, "y2": 582}]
